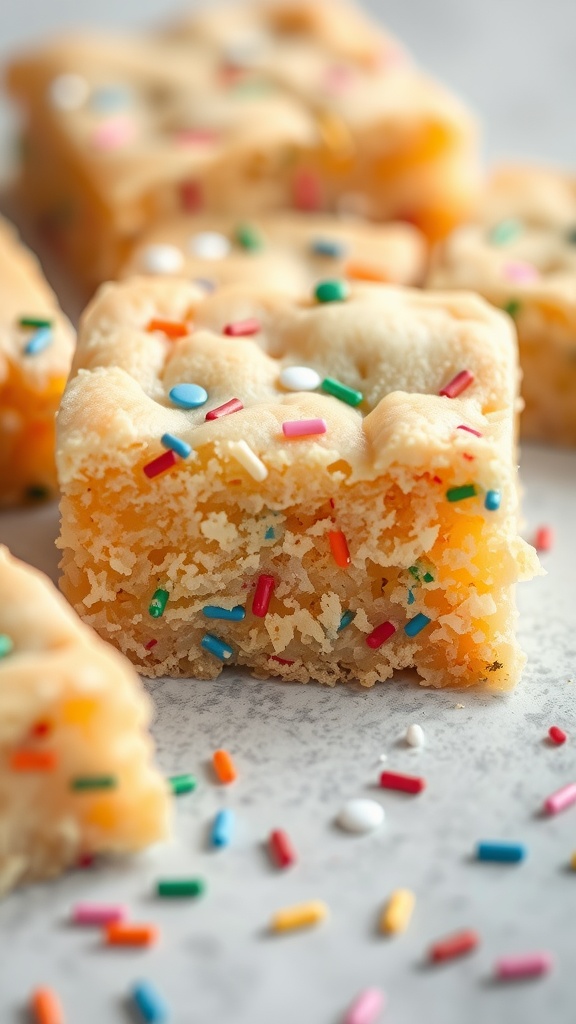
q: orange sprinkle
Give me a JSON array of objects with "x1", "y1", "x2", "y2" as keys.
[
  {"x1": 213, "y1": 749, "x2": 237, "y2": 784},
  {"x1": 10, "y1": 750, "x2": 57, "y2": 772},
  {"x1": 31, "y1": 987, "x2": 64, "y2": 1024},
  {"x1": 329, "y1": 530, "x2": 351, "y2": 568},
  {"x1": 343, "y1": 260, "x2": 389, "y2": 283},
  {"x1": 105, "y1": 922, "x2": 159, "y2": 947},
  {"x1": 146, "y1": 318, "x2": 188, "y2": 339}
]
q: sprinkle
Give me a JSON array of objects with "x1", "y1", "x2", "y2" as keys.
[
  {"x1": 380, "y1": 889, "x2": 415, "y2": 935},
  {"x1": 406, "y1": 724, "x2": 425, "y2": 748},
  {"x1": 205, "y1": 397, "x2": 243, "y2": 420},
  {"x1": 19, "y1": 315, "x2": 53, "y2": 329},
  {"x1": 201, "y1": 634, "x2": 234, "y2": 661},
  {"x1": 269, "y1": 655, "x2": 295, "y2": 666},
  {"x1": 439, "y1": 370, "x2": 474, "y2": 398},
  {"x1": 504, "y1": 298, "x2": 521, "y2": 318},
  {"x1": 321, "y1": 376, "x2": 362, "y2": 407},
  {"x1": 329, "y1": 530, "x2": 351, "y2": 567},
  {"x1": 338, "y1": 610, "x2": 355, "y2": 632},
  {"x1": 314, "y1": 279, "x2": 349, "y2": 303},
  {"x1": 344, "y1": 988, "x2": 386, "y2": 1024},
  {"x1": 337, "y1": 798, "x2": 385, "y2": 834},
  {"x1": 49, "y1": 72, "x2": 89, "y2": 110},
  {"x1": 269, "y1": 829, "x2": 297, "y2": 868},
  {"x1": 228, "y1": 440, "x2": 267, "y2": 481},
  {"x1": 429, "y1": 929, "x2": 479, "y2": 962},
  {"x1": 380, "y1": 770, "x2": 425, "y2": 795},
  {"x1": 534, "y1": 525, "x2": 553, "y2": 552},
  {"x1": 279, "y1": 365, "x2": 321, "y2": 391},
  {"x1": 366, "y1": 621, "x2": 396, "y2": 649},
  {"x1": 72, "y1": 903, "x2": 127, "y2": 926},
  {"x1": 146, "y1": 318, "x2": 188, "y2": 339},
  {"x1": 168, "y1": 773, "x2": 197, "y2": 795},
  {"x1": 24, "y1": 327, "x2": 53, "y2": 355},
  {"x1": 223, "y1": 317, "x2": 261, "y2": 337},
  {"x1": 265, "y1": 527, "x2": 275, "y2": 540},
  {"x1": 131, "y1": 981, "x2": 169, "y2": 1023},
  {"x1": 503, "y1": 260, "x2": 539, "y2": 284},
  {"x1": 293, "y1": 168, "x2": 322, "y2": 211},
  {"x1": 90, "y1": 85, "x2": 132, "y2": 113},
  {"x1": 423, "y1": 571, "x2": 434, "y2": 583},
  {"x1": 252, "y1": 574, "x2": 275, "y2": 616},
  {"x1": 169, "y1": 383, "x2": 208, "y2": 409},
  {"x1": 71, "y1": 775, "x2": 116, "y2": 790},
  {"x1": 139, "y1": 244, "x2": 184, "y2": 275},
  {"x1": 149, "y1": 588, "x2": 169, "y2": 618},
  {"x1": 0, "y1": 634, "x2": 13, "y2": 658},
  {"x1": 476, "y1": 841, "x2": 526, "y2": 863},
  {"x1": 457, "y1": 424, "x2": 482, "y2": 437},
  {"x1": 485, "y1": 489, "x2": 501, "y2": 511},
  {"x1": 144, "y1": 639, "x2": 157, "y2": 652},
  {"x1": 311, "y1": 237, "x2": 347, "y2": 258},
  {"x1": 549, "y1": 725, "x2": 567, "y2": 745},
  {"x1": 189, "y1": 231, "x2": 231, "y2": 260},
  {"x1": 157, "y1": 878, "x2": 205, "y2": 898},
  {"x1": 10, "y1": 751, "x2": 57, "y2": 771},
  {"x1": 404, "y1": 613, "x2": 431, "y2": 637},
  {"x1": 212, "y1": 808, "x2": 234, "y2": 847},
  {"x1": 91, "y1": 116, "x2": 135, "y2": 150},
  {"x1": 180, "y1": 180, "x2": 203, "y2": 212},
  {"x1": 343, "y1": 261, "x2": 388, "y2": 283},
  {"x1": 495, "y1": 952, "x2": 553, "y2": 981},
  {"x1": 202, "y1": 605, "x2": 245, "y2": 621},
  {"x1": 270, "y1": 899, "x2": 328, "y2": 933},
  {"x1": 407, "y1": 589, "x2": 415, "y2": 605},
  {"x1": 446, "y1": 484, "x2": 477, "y2": 502},
  {"x1": 105, "y1": 923, "x2": 158, "y2": 947},
  {"x1": 30, "y1": 720, "x2": 52, "y2": 738},
  {"x1": 489, "y1": 219, "x2": 523, "y2": 245},
  {"x1": 235, "y1": 223, "x2": 263, "y2": 251},
  {"x1": 282, "y1": 418, "x2": 327, "y2": 438},
  {"x1": 143, "y1": 450, "x2": 179, "y2": 479},
  {"x1": 543, "y1": 782, "x2": 576, "y2": 815},
  {"x1": 30, "y1": 987, "x2": 64, "y2": 1024},
  {"x1": 160, "y1": 433, "x2": 192, "y2": 459},
  {"x1": 213, "y1": 749, "x2": 237, "y2": 784}
]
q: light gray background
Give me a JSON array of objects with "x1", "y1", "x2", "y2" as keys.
[{"x1": 1, "y1": 2, "x2": 576, "y2": 1023}]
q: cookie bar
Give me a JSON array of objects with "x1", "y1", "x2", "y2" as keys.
[
  {"x1": 0, "y1": 546, "x2": 170, "y2": 895},
  {"x1": 56, "y1": 275, "x2": 539, "y2": 690},
  {"x1": 8, "y1": 0, "x2": 478, "y2": 290},
  {"x1": 121, "y1": 212, "x2": 427, "y2": 291},
  {"x1": 428, "y1": 164, "x2": 576, "y2": 445},
  {"x1": 0, "y1": 216, "x2": 74, "y2": 505}
]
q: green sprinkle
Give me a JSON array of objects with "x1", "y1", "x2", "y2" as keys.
[
  {"x1": 0, "y1": 634, "x2": 14, "y2": 658},
  {"x1": 169, "y1": 773, "x2": 197, "y2": 796},
  {"x1": 489, "y1": 219, "x2": 523, "y2": 245},
  {"x1": 446, "y1": 484, "x2": 477, "y2": 502},
  {"x1": 71, "y1": 775, "x2": 117, "y2": 791},
  {"x1": 25, "y1": 484, "x2": 50, "y2": 501},
  {"x1": 423, "y1": 571, "x2": 434, "y2": 583},
  {"x1": 314, "y1": 279, "x2": 349, "y2": 303},
  {"x1": 321, "y1": 377, "x2": 363, "y2": 407},
  {"x1": 157, "y1": 878, "x2": 206, "y2": 898},
  {"x1": 235, "y1": 223, "x2": 263, "y2": 251},
  {"x1": 503, "y1": 299, "x2": 521, "y2": 318},
  {"x1": 408, "y1": 565, "x2": 420, "y2": 580},
  {"x1": 18, "y1": 316, "x2": 53, "y2": 329},
  {"x1": 149, "y1": 588, "x2": 169, "y2": 618},
  {"x1": 337, "y1": 610, "x2": 356, "y2": 632}
]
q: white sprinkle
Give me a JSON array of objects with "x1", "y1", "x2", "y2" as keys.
[
  {"x1": 228, "y1": 440, "x2": 268, "y2": 482},
  {"x1": 139, "y1": 244, "x2": 184, "y2": 275},
  {"x1": 337, "y1": 798, "x2": 385, "y2": 835},
  {"x1": 406, "y1": 723, "x2": 425, "y2": 748},
  {"x1": 49, "y1": 73, "x2": 90, "y2": 111},
  {"x1": 377, "y1": 753, "x2": 388, "y2": 763},
  {"x1": 279, "y1": 366, "x2": 321, "y2": 392},
  {"x1": 188, "y1": 231, "x2": 231, "y2": 261}
]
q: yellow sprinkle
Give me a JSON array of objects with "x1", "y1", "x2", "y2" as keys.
[
  {"x1": 61, "y1": 697, "x2": 98, "y2": 725},
  {"x1": 228, "y1": 440, "x2": 268, "y2": 482},
  {"x1": 380, "y1": 889, "x2": 415, "y2": 934},
  {"x1": 271, "y1": 899, "x2": 328, "y2": 933}
]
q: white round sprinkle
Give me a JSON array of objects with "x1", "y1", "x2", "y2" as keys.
[
  {"x1": 49, "y1": 73, "x2": 90, "y2": 111},
  {"x1": 188, "y1": 231, "x2": 231, "y2": 261},
  {"x1": 139, "y1": 244, "x2": 184, "y2": 275},
  {"x1": 406, "y1": 724, "x2": 425, "y2": 748},
  {"x1": 337, "y1": 798, "x2": 385, "y2": 834},
  {"x1": 378, "y1": 753, "x2": 388, "y2": 763},
  {"x1": 279, "y1": 366, "x2": 321, "y2": 392}
]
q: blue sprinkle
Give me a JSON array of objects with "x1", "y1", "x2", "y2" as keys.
[
  {"x1": 24, "y1": 326, "x2": 52, "y2": 355},
  {"x1": 202, "y1": 605, "x2": 245, "y2": 622},
  {"x1": 404, "y1": 613, "x2": 431, "y2": 637},
  {"x1": 337, "y1": 610, "x2": 355, "y2": 632},
  {"x1": 131, "y1": 980, "x2": 169, "y2": 1023},
  {"x1": 90, "y1": 84, "x2": 132, "y2": 112},
  {"x1": 192, "y1": 277, "x2": 216, "y2": 293},
  {"x1": 485, "y1": 489, "x2": 501, "y2": 511},
  {"x1": 161, "y1": 433, "x2": 192, "y2": 458},
  {"x1": 477, "y1": 841, "x2": 526, "y2": 864},
  {"x1": 407, "y1": 589, "x2": 415, "y2": 606},
  {"x1": 169, "y1": 383, "x2": 208, "y2": 409},
  {"x1": 212, "y1": 808, "x2": 234, "y2": 848},
  {"x1": 201, "y1": 634, "x2": 234, "y2": 661},
  {"x1": 310, "y1": 237, "x2": 347, "y2": 259},
  {"x1": 265, "y1": 527, "x2": 275, "y2": 539}
]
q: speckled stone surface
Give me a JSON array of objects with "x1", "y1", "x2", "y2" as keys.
[{"x1": 0, "y1": 444, "x2": 574, "y2": 1023}]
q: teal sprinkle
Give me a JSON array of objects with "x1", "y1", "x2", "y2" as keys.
[
  {"x1": 489, "y1": 219, "x2": 523, "y2": 245},
  {"x1": 265, "y1": 527, "x2": 275, "y2": 539},
  {"x1": 337, "y1": 610, "x2": 355, "y2": 632},
  {"x1": 485, "y1": 489, "x2": 501, "y2": 511},
  {"x1": 404, "y1": 613, "x2": 431, "y2": 638},
  {"x1": 201, "y1": 634, "x2": 234, "y2": 661},
  {"x1": 407, "y1": 589, "x2": 415, "y2": 606},
  {"x1": 0, "y1": 634, "x2": 14, "y2": 658},
  {"x1": 202, "y1": 605, "x2": 245, "y2": 622},
  {"x1": 423, "y1": 571, "x2": 434, "y2": 583}
]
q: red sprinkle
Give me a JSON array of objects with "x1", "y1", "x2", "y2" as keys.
[
  {"x1": 549, "y1": 726, "x2": 567, "y2": 745},
  {"x1": 30, "y1": 720, "x2": 52, "y2": 738},
  {"x1": 180, "y1": 180, "x2": 203, "y2": 212},
  {"x1": 430, "y1": 929, "x2": 479, "y2": 963},
  {"x1": 269, "y1": 829, "x2": 297, "y2": 868},
  {"x1": 144, "y1": 639, "x2": 158, "y2": 651},
  {"x1": 205, "y1": 398, "x2": 243, "y2": 420},
  {"x1": 143, "y1": 449, "x2": 179, "y2": 479},
  {"x1": 380, "y1": 770, "x2": 425, "y2": 794},
  {"x1": 329, "y1": 530, "x2": 351, "y2": 568},
  {"x1": 439, "y1": 370, "x2": 474, "y2": 399},
  {"x1": 366, "y1": 621, "x2": 396, "y2": 649},
  {"x1": 534, "y1": 526, "x2": 553, "y2": 552},
  {"x1": 252, "y1": 575, "x2": 275, "y2": 617},
  {"x1": 293, "y1": 168, "x2": 322, "y2": 211},
  {"x1": 457, "y1": 424, "x2": 482, "y2": 438},
  {"x1": 270, "y1": 655, "x2": 294, "y2": 666},
  {"x1": 223, "y1": 318, "x2": 261, "y2": 337}
]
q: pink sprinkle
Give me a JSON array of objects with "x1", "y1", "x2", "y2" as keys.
[
  {"x1": 282, "y1": 418, "x2": 327, "y2": 438},
  {"x1": 503, "y1": 260, "x2": 540, "y2": 284},
  {"x1": 223, "y1": 318, "x2": 261, "y2": 337},
  {"x1": 205, "y1": 398, "x2": 243, "y2": 420},
  {"x1": 91, "y1": 117, "x2": 136, "y2": 151},
  {"x1": 175, "y1": 129, "x2": 218, "y2": 145},
  {"x1": 144, "y1": 639, "x2": 158, "y2": 652},
  {"x1": 544, "y1": 782, "x2": 576, "y2": 815},
  {"x1": 439, "y1": 370, "x2": 474, "y2": 398},
  {"x1": 72, "y1": 903, "x2": 127, "y2": 926},
  {"x1": 366, "y1": 621, "x2": 396, "y2": 649},
  {"x1": 323, "y1": 64, "x2": 354, "y2": 92},
  {"x1": 534, "y1": 525, "x2": 554, "y2": 552},
  {"x1": 495, "y1": 952, "x2": 553, "y2": 980},
  {"x1": 344, "y1": 987, "x2": 386, "y2": 1024},
  {"x1": 252, "y1": 574, "x2": 275, "y2": 617},
  {"x1": 293, "y1": 168, "x2": 322, "y2": 212},
  {"x1": 549, "y1": 726, "x2": 567, "y2": 745},
  {"x1": 457, "y1": 424, "x2": 482, "y2": 437},
  {"x1": 143, "y1": 449, "x2": 179, "y2": 479},
  {"x1": 181, "y1": 180, "x2": 203, "y2": 212}
]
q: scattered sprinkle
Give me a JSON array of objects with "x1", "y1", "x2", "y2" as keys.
[
  {"x1": 344, "y1": 987, "x2": 386, "y2": 1024},
  {"x1": 91, "y1": 116, "x2": 136, "y2": 151},
  {"x1": 146, "y1": 318, "x2": 188, "y2": 339},
  {"x1": 380, "y1": 889, "x2": 415, "y2": 935},
  {"x1": 338, "y1": 610, "x2": 356, "y2": 632},
  {"x1": 407, "y1": 589, "x2": 415, "y2": 605},
  {"x1": 337, "y1": 798, "x2": 385, "y2": 834},
  {"x1": 314, "y1": 279, "x2": 349, "y2": 303},
  {"x1": 0, "y1": 634, "x2": 13, "y2": 658},
  {"x1": 503, "y1": 260, "x2": 539, "y2": 284},
  {"x1": 495, "y1": 952, "x2": 553, "y2": 981},
  {"x1": 429, "y1": 929, "x2": 479, "y2": 963},
  {"x1": 544, "y1": 782, "x2": 576, "y2": 815},
  {"x1": 72, "y1": 903, "x2": 127, "y2": 926},
  {"x1": 30, "y1": 720, "x2": 52, "y2": 738},
  {"x1": 168, "y1": 773, "x2": 197, "y2": 796},
  {"x1": 457, "y1": 424, "x2": 482, "y2": 437},
  {"x1": 180, "y1": 180, "x2": 203, "y2": 212},
  {"x1": 157, "y1": 878, "x2": 205, "y2": 898},
  {"x1": 489, "y1": 219, "x2": 523, "y2": 245},
  {"x1": 446, "y1": 484, "x2": 477, "y2": 502},
  {"x1": 549, "y1": 726, "x2": 567, "y2": 745},
  {"x1": 70, "y1": 775, "x2": 116, "y2": 791},
  {"x1": 282, "y1": 418, "x2": 327, "y2": 438},
  {"x1": 10, "y1": 751, "x2": 57, "y2": 772},
  {"x1": 476, "y1": 841, "x2": 526, "y2": 863},
  {"x1": 212, "y1": 808, "x2": 235, "y2": 848},
  {"x1": 293, "y1": 168, "x2": 322, "y2": 212},
  {"x1": 140, "y1": 244, "x2": 184, "y2": 275},
  {"x1": 406, "y1": 724, "x2": 425, "y2": 748},
  {"x1": 30, "y1": 987, "x2": 64, "y2": 1024},
  {"x1": 105, "y1": 923, "x2": 159, "y2": 947},
  {"x1": 366, "y1": 621, "x2": 396, "y2": 649},
  {"x1": 144, "y1": 639, "x2": 157, "y2": 652},
  {"x1": 18, "y1": 316, "x2": 53, "y2": 329},
  {"x1": 265, "y1": 527, "x2": 275, "y2": 540},
  {"x1": 202, "y1": 605, "x2": 245, "y2": 621},
  {"x1": 380, "y1": 770, "x2": 425, "y2": 795},
  {"x1": 201, "y1": 634, "x2": 234, "y2": 661},
  {"x1": 439, "y1": 370, "x2": 474, "y2": 398},
  {"x1": 205, "y1": 397, "x2": 243, "y2": 420},
  {"x1": 149, "y1": 588, "x2": 169, "y2": 618},
  {"x1": 143, "y1": 450, "x2": 179, "y2": 479},
  {"x1": 343, "y1": 261, "x2": 388, "y2": 283},
  {"x1": 189, "y1": 231, "x2": 231, "y2": 260},
  {"x1": 24, "y1": 326, "x2": 53, "y2": 356},
  {"x1": 311, "y1": 237, "x2": 347, "y2": 258},
  {"x1": 329, "y1": 529, "x2": 351, "y2": 567},
  {"x1": 269, "y1": 829, "x2": 297, "y2": 868},
  {"x1": 235, "y1": 223, "x2": 263, "y2": 251},
  {"x1": 485, "y1": 489, "x2": 501, "y2": 511},
  {"x1": 503, "y1": 298, "x2": 521, "y2": 318},
  {"x1": 534, "y1": 525, "x2": 553, "y2": 552},
  {"x1": 49, "y1": 72, "x2": 89, "y2": 110},
  {"x1": 252, "y1": 574, "x2": 275, "y2": 617},
  {"x1": 404, "y1": 613, "x2": 431, "y2": 637},
  {"x1": 169, "y1": 383, "x2": 208, "y2": 409},
  {"x1": 223, "y1": 317, "x2": 261, "y2": 337},
  {"x1": 159, "y1": 433, "x2": 191, "y2": 459},
  {"x1": 279, "y1": 365, "x2": 321, "y2": 391},
  {"x1": 213, "y1": 749, "x2": 237, "y2": 784},
  {"x1": 270, "y1": 899, "x2": 328, "y2": 932},
  {"x1": 269, "y1": 655, "x2": 295, "y2": 666},
  {"x1": 321, "y1": 376, "x2": 363, "y2": 407},
  {"x1": 131, "y1": 980, "x2": 169, "y2": 1023},
  {"x1": 228, "y1": 440, "x2": 267, "y2": 481}
]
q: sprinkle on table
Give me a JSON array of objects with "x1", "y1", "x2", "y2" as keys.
[
  {"x1": 10, "y1": 750, "x2": 57, "y2": 772},
  {"x1": 205, "y1": 397, "x2": 244, "y2": 420},
  {"x1": 329, "y1": 530, "x2": 351, "y2": 567},
  {"x1": 143, "y1": 450, "x2": 179, "y2": 479},
  {"x1": 534, "y1": 525, "x2": 553, "y2": 552},
  {"x1": 366, "y1": 621, "x2": 396, "y2": 649},
  {"x1": 269, "y1": 829, "x2": 297, "y2": 868},
  {"x1": 404, "y1": 613, "x2": 431, "y2": 637},
  {"x1": 321, "y1": 376, "x2": 363, "y2": 407},
  {"x1": 380, "y1": 770, "x2": 425, "y2": 795},
  {"x1": 160, "y1": 433, "x2": 191, "y2": 459},
  {"x1": 549, "y1": 725, "x2": 567, "y2": 745},
  {"x1": 252, "y1": 574, "x2": 275, "y2": 616},
  {"x1": 169, "y1": 383, "x2": 208, "y2": 409},
  {"x1": 278, "y1": 365, "x2": 321, "y2": 391},
  {"x1": 429, "y1": 929, "x2": 479, "y2": 963},
  {"x1": 212, "y1": 808, "x2": 235, "y2": 848},
  {"x1": 24, "y1": 326, "x2": 53, "y2": 356},
  {"x1": 338, "y1": 798, "x2": 385, "y2": 834},
  {"x1": 202, "y1": 605, "x2": 245, "y2": 621},
  {"x1": 30, "y1": 987, "x2": 64, "y2": 1024},
  {"x1": 380, "y1": 889, "x2": 415, "y2": 935},
  {"x1": 105, "y1": 923, "x2": 159, "y2": 947},
  {"x1": 146, "y1": 318, "x2": 188, "y2": 339},
  {"x1": 201, "y1": 634, "x2": 234, "y2": 661},
  {"x1": 446, "y1": 483, "x2": 477, "y2": 502},
  {"x1": 72, "y1": 903, "x2": 127, "y2": 926},
  {"x1": 338, "y1": 610, "x2": 356, "y2": 632},
  {"x1": 235, "y1": 223, "x2": 263, "y2": 251},
  {"x1": 282, "y1": 418, "x2": 327, "y2": 438},
  {"x1": 168, "y1": 773, "x2": 197, "y2": 795},
  {"x1": 70, "y1": 775, "x2": 117, "y2": 791},
  {"x1": 344, "y1": 987, "x2": 386, "y2": 1024},
  {"x1": 0, "y1": 634, "x2": 14, "y2": 658},
  {"x1": 270, "y1": 899, "x2": 328, "y2": 933},
  {"x1": 543, "y1": 782, "x2": 576, "y2": 815},
  {"x1": 18, "y1": 315, "x2": 53, "y2": 329},
  {"x1": 476, "y1": 840, "x2": 526, "y2": 863},
  {"x1": 485, "y1": 489, "x2": 501, "y2": 511},
  {"x1": 406, "y1": 724, "x2": 425, "y2": 747},
  {"x1": 131, "y1": 980, "x2": 169, "y2": 1024},
  {"x1": 157, "y1": 878, "x2": 205, "y2": 898},
  {"x1": 228, "y1": 440, "x2": 267, "y2": 481},
  {"x1": 149, "y1": 588, "x2": 169, "y2": 618},
  {"x1": 314, "y1": 279, "x2": 349, "y2": 303},
  {"x1": 439, "y1": 370, "x2": 474, "y2": 398},
  {"x1": 495, "y1": 952, "x2": 553, "y2": 981},
  {"x1": 213, "y1": 748, "x2": 237, "y2": 784},
  {"x1": 223, "y1": 317, "x2": 261, "y2": 337}
]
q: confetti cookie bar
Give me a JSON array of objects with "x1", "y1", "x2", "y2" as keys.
[
  {"x1": 7, "y1": 0, "x2": 478, "y2": 290},
  {"x1": 428, "y1": 164, "x2": 576, "y2": 445},
  {"x1": 56, "y1": 275, "x2": 539, "y2": 689},
  {"x1": 0, "y1": 546, "x2": 170, "y2": 895},
  {"x1": 121, "y1": 212, "x2": 427, "y2": 291},
  {"x1": 0, "y1": 216, "x2": 74, "y2": 505}
]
